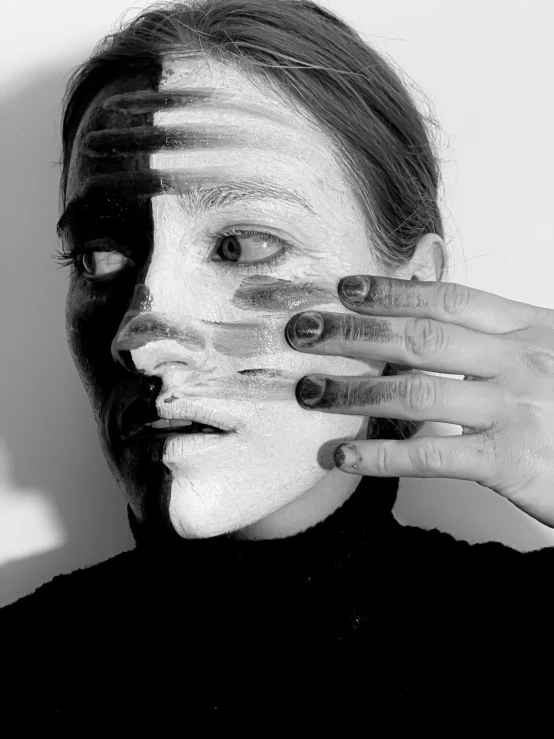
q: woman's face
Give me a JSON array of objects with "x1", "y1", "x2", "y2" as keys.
[{"x1": 62, "y1": 56, "x2": 386, "y2": 539}]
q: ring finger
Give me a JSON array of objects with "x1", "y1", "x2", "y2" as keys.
[{"x1": 295, "y1": 371, "x2": 506, "y2": 430}]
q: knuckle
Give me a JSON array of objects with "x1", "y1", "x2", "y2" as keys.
[
  {"x1": 437, "y1": 281, "x2": 471, "y2": 317},
  {"x1": 405, "y1": 317, "x2": 444, "y2": 360},
  {"x1": 522, "y1": 344, "x2": 554, "y2": 377},
  {"x1": 533, "y1": 306, "x2": 554, "y2": 330},
  {"x1": 375, "y1": 443, "x2": 392, "y2": 476},
  {"x1": 410, "y1": 438, "x2": 445, "y2": 473},
  {"x1": 402, "y1": 372, "x2": 437, "y2": 413}
]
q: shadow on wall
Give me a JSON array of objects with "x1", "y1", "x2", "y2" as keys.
[
  {"x1": 0, "y1": 62, "x2": 135, "y2": 609},
  {"x1": 2, "y1": 58, "x2": 554, "y2": 610}
]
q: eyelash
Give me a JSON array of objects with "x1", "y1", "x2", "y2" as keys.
[{"x1": 53, "y1": 226, "x2": 291, "y2": 277}]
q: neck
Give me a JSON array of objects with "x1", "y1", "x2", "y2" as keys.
[{"x1": 127, "y1": 474, "x2": 400, "y2": 594}]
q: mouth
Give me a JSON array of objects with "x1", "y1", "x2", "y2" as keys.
[
  {"x1": 125, "y1": 418, "x2": 230, "y2": 441},
  {"x1": 118, "y1": 392, "x2": 235, "y2": 444}
]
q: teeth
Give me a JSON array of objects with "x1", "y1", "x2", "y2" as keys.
[
  {"x1": 148, "y1": 419, "x2": 193, "y2": 429},
  {"x1": 145, "y1": 419, "x2": 223, "y2": 432}
]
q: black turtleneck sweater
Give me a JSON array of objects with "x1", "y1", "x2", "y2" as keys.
[{"x1": 2, "y1": 474, "x2": 554, "y2": 725}]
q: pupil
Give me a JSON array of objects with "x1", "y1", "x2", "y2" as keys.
[{"x1": 222, "y1": 236, "x2": 240, "y2": 262}]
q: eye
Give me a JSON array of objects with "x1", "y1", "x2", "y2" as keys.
[
  {"x1": 81, "y1": 250, "x2": 130, "y2": 278},
  {"x1": 211, "y1": 229, "x2": 287, "y2": 268},
  {"x1": 63, "y1": 238, "x2": 135, "y2": 280}
]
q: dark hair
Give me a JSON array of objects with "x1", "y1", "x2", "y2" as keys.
[{"x1": 60, "y1": 0, "x2": 448, "y2": 442}]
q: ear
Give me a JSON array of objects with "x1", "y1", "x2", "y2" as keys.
[
  {"x1": 384, "y1": 233, "x2": 447, "y2": 374},
  {"x1": 403, "y1": 233, "x2": 446, "y2": 283}
]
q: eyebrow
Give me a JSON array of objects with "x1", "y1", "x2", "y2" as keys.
[
  {"x1": 175, "y1": 178, "x2": 316, "y2": 219},
  {"x1": 57, "y1": 177, "x2": 316, "y2": 237}
]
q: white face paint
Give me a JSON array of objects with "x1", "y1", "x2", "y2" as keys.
[{"x1": 67, "y1": 56, "x2": 388, "y2": 540}]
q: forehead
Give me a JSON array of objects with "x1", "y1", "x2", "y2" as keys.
[{"x1": 65, "y1": 56, "x2": 358, "y2": 217}]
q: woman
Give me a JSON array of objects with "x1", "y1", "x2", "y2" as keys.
[{"x1": 3, "y1": 0, "x2": 554, "y2": 723}]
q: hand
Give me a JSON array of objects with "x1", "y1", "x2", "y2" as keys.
[{"x1": 285, "y1": 275, "x2": 554, "y2": 528}]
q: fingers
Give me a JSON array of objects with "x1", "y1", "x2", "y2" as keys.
[
  {"x1": 295, "y1": 372, "x2": 501, "y2": 430},
  {"x1": 333, "y1": 432, "x2": 495, "y2": 483},
  {"x1": 336, "y1": 275, "x2": 539, "y2": 334},
  {"x1": 285, "y1": 310, "x2": 507, "y2": 378}
]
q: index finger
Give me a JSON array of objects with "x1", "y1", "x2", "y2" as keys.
[{"x1": 337, "y1": 275, "x2": 541, "y2": 334}]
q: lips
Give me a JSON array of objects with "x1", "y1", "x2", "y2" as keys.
[
  {"x1": 130, "y1": 418, "x2": 225, "y2": 440},
  {"x1": 118, "y1": 390, "x2": 237, "y2": 443}
]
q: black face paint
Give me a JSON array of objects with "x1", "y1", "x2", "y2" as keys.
[
  {"x1": 99, "y1": 88, "x2": 294, "y2": 124},
  {"x1": 83, "y1": 127, "x2": 241, "y2": 157},
  {"x1": 82, "y1": 90, "x2": 218, "y2": 141},
  {"x1": 58, "y1": 193, "x2": 153, "y2": 264},
  {"x1": 237, "y1": 368, "x2": 288, "y2": 378},
  {"x1": 63, "y1": 77, "x2": 326, "y2": 533},
  {"x1": 64, "y1": 70, "x2": 179, "y2": 533},
  {"x1": 101, "y1": 89, "x2": 217, "y2": 112}
]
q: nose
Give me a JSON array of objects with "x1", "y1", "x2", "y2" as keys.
[{"x1": 111, "y1": 284, "x2": 208, "y2": 376}]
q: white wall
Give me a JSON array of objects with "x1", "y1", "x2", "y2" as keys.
[{"x1": 2, "y1": 0, "x2": 553, "y2": 608}]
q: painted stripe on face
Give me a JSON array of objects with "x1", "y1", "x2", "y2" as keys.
[
  {"x1": 231, "y1": 276, "x2": 337, "y2": 312},
  {"x1": 82, "y1": 88, "x2": 299, "y2": 163},
  {"x1": 208, "y1": 318, "x2": 278, "y2": 357},
  {"x1": 102, "y1": 89, "x2": 217, "y2": 112},
  {"x1": 83, "y1": 127, "x2": 246, "y2": 157},
  {"x1": 158, "y1": 368, "x2": 296, "y2": 402},
  {"x1": 76, "y1": 88, "x2": 322, "y2": 192},
  {"x1": 113, "y1": 313, "x2": 207, "y2": 352},
  {"x1": 68, "y1": 83, "x2": 336, "y2": 362},
  {"x1": 100, "y1": 89, "x2": 296, "y2": 128}
]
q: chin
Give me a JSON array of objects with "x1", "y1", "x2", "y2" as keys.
[
  {"x1": 162, "y1": 441, "x2": 351, "y2": 540},
  {"x1": 167, "y1": 480, "x2": 240, "y2": 539},
  {"x1": 165, "y1": 472, "x2": 291, "y2": 539},
  {"x1": 110, "y1": 402, "x2": 369, "y2": 539}
]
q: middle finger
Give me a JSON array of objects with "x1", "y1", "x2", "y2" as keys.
[{"x1": 285, "y1": 310, "x2": 506, "y2": 378}]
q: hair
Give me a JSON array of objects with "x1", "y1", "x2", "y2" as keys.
[{"x1": 60, "y1": 0, "x2": 449, "y2": 442}]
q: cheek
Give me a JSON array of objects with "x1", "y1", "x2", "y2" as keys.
[
  {"x1": 65, "y1": 279, "x2": 134, "y2": 395},
  {"x1": 229, "y1": 345, "x2": 375, "y2": 469},
  {"x1": 274, "y1": 302, "x2": 381, "y2": 381},
  {"x1": 277, "y1": 395, "x2": 368, "y2": 469},
  {"x1": 294, "y1": 344, "x2": 376, "y2": 379}
]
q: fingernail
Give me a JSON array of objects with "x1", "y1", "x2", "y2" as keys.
[
  {"x1": 333, "y1": 443, "x2": 359, "y2": 469},
  {"x1": 296, "y1": 374, "x2": 326, "y2": 407},
  {"x1": 339, "y1": 276, "x2": 370, "y2": 302},
  {"x1": 286, "y1": 312, "x2": 324, "y2": 347}
]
